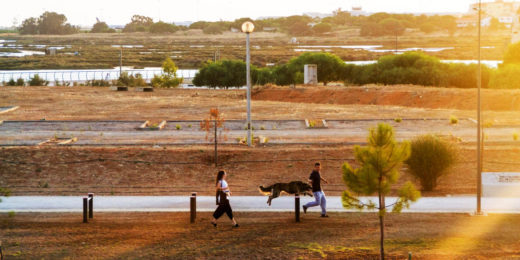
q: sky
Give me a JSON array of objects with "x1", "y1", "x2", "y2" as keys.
[{"x1": 0, "y1": 0, "x2": 497, "y2": 27}]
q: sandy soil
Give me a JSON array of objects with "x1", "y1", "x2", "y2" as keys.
[
  {"x1": 1, "y1": 212, "x2": 520, "y2": 259},
  {"x1": 1, "y1": 85, "x2": 520, "y2": 124},
  {"x1": 1, "y1": 85, "x2": 520, "y2": 196},
  {"x1": 1, "y1": 145, "x2": 520, "y2": 196},
  {"x1": 0, "y1": 85, "x2": 474, "y2": 121}
]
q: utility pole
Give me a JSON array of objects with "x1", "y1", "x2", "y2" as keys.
[
  {"x1": 246, "y1": 32, "x2": 252, "y2": 146},
  {"x1": 395, "y1": 34, "x2": 398, "y2": 54},
  {"x1": 476, "y1": 0, "x2": 483, "y2": 215},
  {"x1": 119, "y1": 47, "x2": 123, "y2": 76}
]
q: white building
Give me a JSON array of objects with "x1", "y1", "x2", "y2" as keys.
[
  {"x1": 459, "y1": 0, "x2": 520, "y2": 28},
  {"x1": 350, "y1": 7, "x2": 368, "y2": 17}
]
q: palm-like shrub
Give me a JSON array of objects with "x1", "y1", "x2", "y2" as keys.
[{"x1": 406, "y1": 135, "x2": 457, "y2": 191}]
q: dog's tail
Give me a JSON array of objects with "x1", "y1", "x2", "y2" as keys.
[{"x1": 258, "y1": 185, "x2": 272, "y2": 194}]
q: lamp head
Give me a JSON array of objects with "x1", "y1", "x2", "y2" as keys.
[{"x1": 241, "y1": 21, "x2": 255, "y2": 33}]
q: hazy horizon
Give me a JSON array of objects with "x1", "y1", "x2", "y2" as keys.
[{"x1": 0, "y1": 0, "x2": 497, "y2": 28}]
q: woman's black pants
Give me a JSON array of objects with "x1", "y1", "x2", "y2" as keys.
[{"x1": 213, "y1": 202, "x2": 233, "y2": 219}]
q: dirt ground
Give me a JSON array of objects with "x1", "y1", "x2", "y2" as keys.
[
  {"x1": 1, "y1": 212, "x2": 520, "y2": 259},
  {"x1": 1, "y1": 145, "x2": 520, "y2": 196},
  {"x1": 0, "y1": 85, "x2": 479, "y2": 122},
  {"x1": 1, "y1": 85, "x2": 520, "y2": 124},
  {"x1": 1, "y1": 85, "x2": 520, "y2": 196}
]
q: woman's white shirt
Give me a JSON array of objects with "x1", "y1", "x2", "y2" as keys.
[{"x1": 220, "y1": 180, "x2": 229, "y2": 193}]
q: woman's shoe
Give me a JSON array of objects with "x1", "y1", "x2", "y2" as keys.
[
  {"x1": 233, "y1": 224, "x2": 239, "y2": 228},
  {"x1": 211, "y1": 221, "x2": 217, "y2": 227}
]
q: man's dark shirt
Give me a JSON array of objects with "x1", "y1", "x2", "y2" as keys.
[{"x1": 309, "y1": 170, "x2": 321, "y2": 192}]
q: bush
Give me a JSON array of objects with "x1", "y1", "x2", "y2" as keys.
[
  {"x1": 118, "y1": 72, "x2": 147, "y2": 87},
  {"x1": 342, "y1": 52, "x2": 491, "y2": 89},
  {"x1": 90, "y1": 22, "x2": 115, "y2": 33},
  {"x1": 503, "y1": 42, "x2": 520, "y2": 65},
  {"x1": 151, "y1": 57, "x2": 183, "y2": 88},
  {"x1": 86, "y1": 80, "x2": 111, "y2": 87},
  {"x1": 193, "y1": 59, "x2": 249, "y2": 88},
  {"x1": 149, "y1": 22, "x2": 178, "y2": 34},
  {"x1": 406, "y1": 135, "x2": 457, "y2": 191},
  {"x1": 0, "y1": 187, "x2": 11, "y2": 203},
  {"x1": 285, "y1": 52, "x2": 346, "y2": 85},
  {"x1": 450, "y1": 115, "x2": 458, "y2": 124},
  {"x1": 313, "y1": 22, "x2": 332, "y2": 35},
  {"x1": 488, "y1": 64, "x2": 520, "y2": 89},
  {"x1": 6, "y1": 78, "x2": 17, "y2": 86},
  {"x1": 203, "y1": 24, "x2": 223, "y2": 34},
  {"x1": 29, "y1": 74, "x2": 48, "y2": 86}
]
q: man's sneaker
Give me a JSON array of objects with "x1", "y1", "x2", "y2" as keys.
[
  {"x1": 303, "y1": 205, "x2": 308, "y2": 214},
  {"x1": 321, "y1": 214, "x2": 329, "y2": 218}
]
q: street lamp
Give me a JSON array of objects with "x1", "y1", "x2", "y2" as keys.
[
  {"x1": 476, "y1": 0, "x2": 483, "y2": 215},
  {"x1": 242, "y1": 21, "x2": 254, "y2": 146}
]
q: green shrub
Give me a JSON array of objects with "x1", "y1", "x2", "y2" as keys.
[
  {"x1": 514, "y1": 132, "x2": 519, "y2": 141},
  {"x1": 203, "y1": 24, "x2": 223, "y2": 34},
  {"x1": 503, "y1": 42, "x2": 520, "y2": 65},
  {"x1": 90, "y1": 22, "x2": 115, "y2": 33},
  {"x1": 176, "y1": 124, "x2": 182, "y2": 130},
  {"x1": 488, "y1": 64, "x2": 520, "y2": 89},
  {"x1": 450, "y1": 115, "x2": 458, "y2": 125},
  {"x1": 151, "y1": 57, "x2": 183, "y2": 88},
  {"x1": 149, "y1": 21, "x2": 178, "y2": 34},
  {"x1": 87, "y1": 80, "x2": 111, "y2": 87},
  {"x1": 406, "y1": 135, "x2": 457, "y2": 191},
  {"x1": 0, "y1": 187, "x2": 11, "y2": 203},
  {"x1": 285, "y1": 52, "x2": 346, "y2": 85},
  {"x1": 395, "y1": 118, "x2": 402, "y2": 123},
  {"x1": 16, "y1": 78, "x2": 25, "y2": 86},
  {"x1": 118, "y1": 72, "x2": 147, "y2": 87},
  {"x1": 29, "y1": 74, "x2": 48, "y2": 86},
  {"x1": 55, "y1": 81, "x2": 71, "y2": 86},
  {"x1": 193, "y1": 59, "x2": 249, "y2": 88},
  {"x1": 6, "y1": 78, "x2": 17, "y2": 86}
]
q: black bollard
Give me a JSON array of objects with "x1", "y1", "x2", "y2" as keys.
[
  {"x1": 295, "y1": 194, "x2": 300, "y2": 222},
  {"x1": 83, "y1": 197, "x2": 88, "y2": 223},
  {"x1": 190, "y1": 192, "x2": 197, "y2": 223},
  {"x1": 88, "y1": 193, "x2": 94, "y2": 219}
]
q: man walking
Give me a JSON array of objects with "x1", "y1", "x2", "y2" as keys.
[{"x1": 303, "y1": 162, "x2": 329, "y2": 217}]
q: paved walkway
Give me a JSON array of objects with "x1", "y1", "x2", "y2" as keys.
[{"x1": 1, "y1": 196, "x2": 520, "y2": 213}]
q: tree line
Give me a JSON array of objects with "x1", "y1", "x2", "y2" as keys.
[
  {"x1": 18, "y1": 10, "x2": 462, "y2": 36},
  {"x1": 193, "y1": 42, "x2": 520, "y2": 89}
]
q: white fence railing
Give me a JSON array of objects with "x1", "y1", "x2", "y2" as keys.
[{"x1": 0, "y1": 68, "x2": 197, "y2": 86}]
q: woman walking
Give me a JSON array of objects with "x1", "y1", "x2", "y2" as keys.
[{"x1": 211, "y1": 170, "x2": 239, "y2": 228}]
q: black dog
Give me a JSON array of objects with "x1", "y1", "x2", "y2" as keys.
[{"x1": 259, "y1": 181, "x2": 313, "y2": 206}]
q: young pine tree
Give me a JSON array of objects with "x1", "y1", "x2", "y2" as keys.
[{"x1": 341, "y1": 123, "x2": 420, "y2": 260}]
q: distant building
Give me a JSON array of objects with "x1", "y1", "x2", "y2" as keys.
[
  {"x1": 457, "y1": 16, "x2": 491, "y2": 27},
  {"x1": 303, "y1": 12, "x2": 332, "y2": 19},
  {"x1": 351, "y1": 6, "x2": 368, "y2": 17},
  {"x1": 458, "y1": 0, "x2": 520, "y2": 28},
  {"x1": 263, "y1": 27, "x2": 277, "y2": 32}
]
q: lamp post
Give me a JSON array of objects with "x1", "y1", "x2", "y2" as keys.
[
  {"x1": 242, "y1": 21, "x2": 254, "y2": 147},
  {"x1": 476, "y1": 0, "x2": 483, "y2": 215}
]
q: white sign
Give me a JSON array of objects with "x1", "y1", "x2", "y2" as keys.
[{"x1": 483, "y1": 172, "x2": 520, "y2": 197}]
